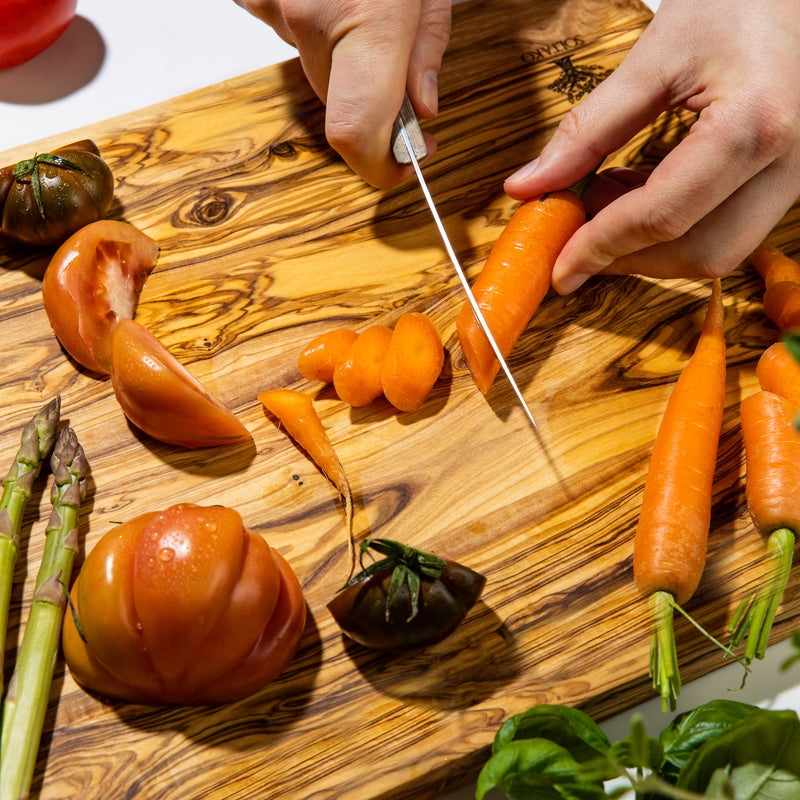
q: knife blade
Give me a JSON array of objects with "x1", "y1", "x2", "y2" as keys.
[{"x1": 392, "y1": 94, "x2": 540, "y2": 432}]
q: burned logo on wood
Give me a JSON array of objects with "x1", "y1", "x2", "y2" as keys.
[{"x1": 548, "y1": 56, "x2": 613, "y2": 103}]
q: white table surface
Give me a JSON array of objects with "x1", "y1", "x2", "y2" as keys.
[{"x1": 2, "y1": 2, "x2": 799, "y2": 799}]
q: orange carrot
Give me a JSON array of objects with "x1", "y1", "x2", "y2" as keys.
[
  {"x1": 729, "y1": 390, "x2": 799, "y2": 661},
  {"x1": 456, "y1": 190, "x2": 586, "y2": 394},
  {"x1": 258, "y1": 388, "x2": 354, "y2": 570},
  {"x1": 762, "y1": 280, "x2": 800, "y2": 332},
  {"x1": 632, "y1": 279, "x2": 727, "y2": 711},
  {"x1": 332, "y1": 325, "x2": 393, "y2": 407},
  {"x1": 752, "y1": 244, "x2": 800, "y2": 288},
  {"x1": 298, "y1": 328, "x2": 358, "y2": 383},
  {"x1": 380, "y1": 312, "x2": 445, "y2": 412},
  {"x1": 756, "y1": 341, "x2": 800, "y2": 410}
]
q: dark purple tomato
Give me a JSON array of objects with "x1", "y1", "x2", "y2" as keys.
[{"x1": 327, "y1": 538, "x2": 485, "y2": 651}]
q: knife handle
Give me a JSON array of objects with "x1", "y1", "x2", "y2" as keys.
[{"x1": 391, "y1": 93, "x2": 429, "y2": 164}]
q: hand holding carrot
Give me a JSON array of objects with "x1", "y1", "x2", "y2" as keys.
[{"x1": 506, "y1": 0, "x2": 800, "y2": 293}]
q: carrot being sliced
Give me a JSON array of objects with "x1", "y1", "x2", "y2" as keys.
[
  {"x1": 729, "y1": 390, "x2": 799, "y2": 662},
  {"x1": 298, "y1": 328, "x2": 358, "y2": 384},
  {"x1": 333, "y1": 325, "x2": 393, "y2": 407},
  {"x1": 258, "y1": 389, "x2": 354, "y2": 571},
  {"x1": 380, "y1": 313, "x2": 444, "y2": 412},
  {"x1": 632, "y1": 279, "x2": 727, "y2": 711},
  {"x1": 456, "y1": 190, "x2": 586, "y2": 394},
  {"x1": 756, "y1": 341, "x2": 800, "y2": 410}
]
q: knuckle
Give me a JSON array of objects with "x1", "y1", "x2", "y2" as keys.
[{"x1": 638, "y1": 202, "x2": 692, "y2": 244}]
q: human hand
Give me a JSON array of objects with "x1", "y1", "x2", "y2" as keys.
[
  {"x1": 504, "y1": 0, "x2": 800, "y2": 293},
  {"x1": 235, "y1": 0, "x2": 452, "y2": 188}
]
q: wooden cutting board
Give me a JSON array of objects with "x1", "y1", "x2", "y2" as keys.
[{"x1": 2, "y1": 0, "x2": 799, "y2": 798}]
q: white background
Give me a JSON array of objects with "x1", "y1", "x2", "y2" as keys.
[{"x1": 2, "y1": 2, "x2": 800, "y2": 799}]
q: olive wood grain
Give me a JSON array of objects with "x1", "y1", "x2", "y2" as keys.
[{"x1": 1, "y1": 0, "x2": 798, "y2": 798}]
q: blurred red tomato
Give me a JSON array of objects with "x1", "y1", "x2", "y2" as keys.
[
  {"x1": 62, "y1": 504, "x2": 307, "y2": 705},
  {"x1": 42, "y1": 220, "x2": 159, "y2": 375},
  {"x1": 0, "y1": 0, "x2": 78, "y2": 69},
  {"x1": 110, "y1": 318, "x2": 252, "y2": 448}
]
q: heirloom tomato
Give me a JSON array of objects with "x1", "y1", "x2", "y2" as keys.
[
  {"x1": 0, "y1": 0, "x2": 77, "y2": 69},
  {"x1": 327, "y1": 539, "x2": 485, "y2": 651},
  {"x1": 110, "y1": 318, "x2": 252, "y2": 448},
  {"x1": 0, "y1": 140, "x2": 114, "y2": 245},
  {"x1": 42, "y1": 219, "x2": 159, "y2": 374},
  {"x1": 62, "y1": 504, "x2": 307, "y2": 705}
]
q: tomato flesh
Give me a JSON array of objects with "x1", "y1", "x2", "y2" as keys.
[
  {"x1": 42, "y1": 220, "x2": 159, "y2": 374},
  {"x1": 110, "y1": 318, "x2": 252, "y2": 448}
]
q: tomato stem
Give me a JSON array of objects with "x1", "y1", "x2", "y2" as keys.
[{"x1": 12, "y1": 153, "x2": 88, "y2": 219}]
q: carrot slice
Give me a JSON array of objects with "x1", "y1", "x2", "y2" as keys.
[
  {"x1": 729, "y1": 390, "x2": 799, "y2": 661},
  {"x1": 456, "y1": 190, "x2": 586, "y2": 394},
  {"x1": 298, "y1": 328, "x2": 358, "y2": 383},
  {"x1": 756, "y1": 341, "x2": 800, "y2": 410},
  {"x1": 752, "y1": 244, "x2": 800, "y2": 288},
  {"x1": 333, "y1": 325, "x2": 393, "y2": 407},
  {"x1": 380, "y1": 312, "x2": 444, "y2": 412},
  {"x1": 633, "y1": 279, "x2": 726, "y2": 710},
  {"x1": 762, "y1": 280, "x2": 800, "y2": 332},
  {"x1": 258, "y1": 389, "x2": 354, "y2": 569}
]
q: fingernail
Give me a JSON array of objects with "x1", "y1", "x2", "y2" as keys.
[
  {"x1": 505, "y1": 157, "x2": 539, "y2": 185},
  {"x1": 419, "y1": 70, "x2": 439, "y2": 116},
  {"x1": 554, "y1": 271, "x2": 588, "y2": 295}
]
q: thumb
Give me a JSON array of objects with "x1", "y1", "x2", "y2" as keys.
[{"x1": 406, "y1": 0, "x2": 452, "y2": 118}]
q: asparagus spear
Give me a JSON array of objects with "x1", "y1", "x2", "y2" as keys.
[
  {"x1": 0, "y1": 426, "x2": 87, "y2": 800},
  {"x1": 0, "y1": 397, "x2": 61, "y2": 698}
]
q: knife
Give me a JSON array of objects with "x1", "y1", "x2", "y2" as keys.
[{"x1": 392, "y1": 94, "x2": 540, "y2": 432}]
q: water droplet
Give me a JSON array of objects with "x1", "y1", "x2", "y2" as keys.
[{"x1": 158, "y1": 547, "x2": 175, "y2": 562}]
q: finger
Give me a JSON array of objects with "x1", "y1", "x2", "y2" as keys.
[
  {"x1": 550, "y1": 95, "x2": 791, "y2": 291},
  {"x1": 581, "y1": 168, "x2": 646, "y2": 217},
  {"x1": 552, "y1": 153, "x2": 800, "y2": 291},
  {"x1": 503, "y1": 26, "x2": 675, "y2": 200},
  {"x1": 323, "y1": 5, "x2": 426, "y2": 188},
  {"x1": 406, "y1": 0, "x2": 452, "y2": 118}
]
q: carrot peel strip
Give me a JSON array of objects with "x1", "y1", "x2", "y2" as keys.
[{"x1": 728, "y1": 527, "x2": 795, "y2": 663}]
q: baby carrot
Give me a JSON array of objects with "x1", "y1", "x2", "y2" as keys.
[
  {"x1": 380, "y1": 312, "x2": 445, "y2": 412},
  {"x1": 633, "y1": 279, "x2": 726, "y2": 711},
  {"x1": 298, "y1": 328, "x2": 358, "y2": 383},
  {"x1": 752, "y1": 244, "x2": 800, "y2": 288},
  {"x1": 258, "y1": 388, "x2": 354, "y2": 570},
  {"x1": 729, "y1": 390, "x2": 800, "y2": 662},
  {"x1": 756, "y1": 341, "x2": 800, "y2": 410},
  {"x1": 333, "y1": 325, "x2": 393, "y2": 407},
  {"x1": 762, "y1": 281, "x2": 800, "y2": 333},
  {"x1": 456, "y1": 190, "x2": 586, "y2": 394}
]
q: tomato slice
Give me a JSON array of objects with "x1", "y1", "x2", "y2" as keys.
[
  {"x1": 110, "y1": 317, "x2": 252, "y2": 448},
  {"x1": 42, "y1": 220, "x2": 159, "y2": 374}
]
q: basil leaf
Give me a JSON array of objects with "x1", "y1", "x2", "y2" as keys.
[
  {"x1": 656, "y1": 699, "x2": 759, "y2": 783},
  {"x1": 476, "y1": 738, "x2": 609, "y2": 800},
  {"x1": 677, "y1": 708, "x2": 800, "y2": 798}
]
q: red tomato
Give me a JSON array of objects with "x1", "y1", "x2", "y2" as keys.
[
  {"x1": 110, "y1": 317, "x2": 252, "y2": 448},
  {"x1": 42, "y1": 220, "x2": 159, "y2": 374},
  {"x1": 0, "y1": 0, "x2": 78, "y2": 69},
  {"x1": 61, "y1": 504, "x2": 307, "y2": 705}
]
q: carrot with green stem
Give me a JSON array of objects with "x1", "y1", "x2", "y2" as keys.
[
  {"x1": 728, "y1": 390, "x2": 800, "y2": 662},
  {"x1": 456, "y1": 185, "x2": 587, "y2": 394},
  {"x1": 258, "y1": 388, "x2": 354, "y2": 572},
  {"x1": 633, "y1": 279, "x2": 728, "y2": 711}
]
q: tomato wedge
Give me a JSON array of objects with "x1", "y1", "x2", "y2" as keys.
[
  {"x1": 42, "y1": 220, "x2": 159, "y2": 374},
  {"x1": 110, "y1": 318, "x2": 251, "y2": 448}
]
